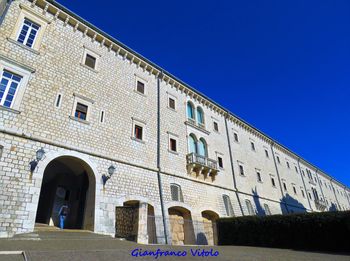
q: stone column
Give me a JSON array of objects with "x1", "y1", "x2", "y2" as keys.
[{"x1": 137, "y1": 201, "x2": 148, "y2": 244}]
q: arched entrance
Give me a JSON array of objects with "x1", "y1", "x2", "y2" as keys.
[
  {"x1": 201, "y1": 210, "x2": 219, "y2": 245},
  {"x1": 35, "y1": 156, "x2": 96, "y2": 230},
  {"x1": 168, "y1": 206, "x2": 195, "y2": 245}
]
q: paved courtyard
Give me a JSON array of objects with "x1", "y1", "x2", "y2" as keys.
[{"x1": 0, "y1": 228, "x2": 349, "y2": 261}]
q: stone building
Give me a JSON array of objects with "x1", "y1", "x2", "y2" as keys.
[{"x1": 0, "y1": 0, "x2": 349, "y2": 245}]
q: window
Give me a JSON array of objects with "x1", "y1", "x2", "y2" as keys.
[
  {"x1": 251, "y1": 142, "x2": 255, "y2": 151},
  {"x1": 302, "y1": 170, "x2": 305, "y2": 177},
  {"x1": 74, "y1": 103, "x2": 88, "y2": 121},
  {"x1": 136, "y1": 80, "x2": 145, "y2": 94},
  {"x1": 0, "y1": 70, "x2": 22, "y2": 108},
  {"x1": 283, "y1": 182, "x2": 287, "y2": 191},
  {"x1": 239, "y1": 165, "x2": 245, "y2": 176},
  {"x1": 100, "y1": 110, "x2": 105, "y2": 123},
  {"x1": 0, "y1": 145, "x2": 3, "y2": 159},
  {"x1": 197, "y1": 138, "x2": 207, "y2": 157},
  {"x1": 17, "y1": 18, "x2": 40, "y2": 48},
  {"x1": 308, "y1": 192, "x2": 312, "y2": 200},
  {"x1": 256, "y1": 171, "x2": 262, "y2": 182},
  {"x1": 223, "y1": 195, "x2": 234, "y2": 217},
  {"x1": 293, "y1": 186, "x2": 297, "y2": 195},
  {"x1": 301, "y1": 189, "x2": 305, "y2": 198},
  {"x1": 168, "y1": 97, "x2": 176, "y2": 110},
  {"x1": 187, "y1": 102, "x2": 195, "y2": 121},
  {"x1": 188, "y1": 134, "x2": 197, "y2": 154},
  {"x1": 265, "y1": 149, "x2": 269, "y2": 158},
  {"x1": 169, "y1": 138, "x2": 177, "y2": 152},
  {"x1": 218, "y1": 157, "x2": 223, "y2": 168},
  {"x1": 84, "y1": 53, "x2": 96, "y2": 69},
  {"x1": 264, "y1": 204, "x2": 271, "y2": 216},
  {"x1": 197, "y1": 107, "x2": 205, "y2": 127},
  {"x1": 134, "y1": 125, "x2": 143, "y2": 140},
  {"x1": 276, "y1": 156, "x2": 280, "y2": 164},
  {"x1": 170, "y1": 184, "x2": 183, "y2": 202},
  {"x1": 245, "y1": 200, "x2": 255, "y2": 215},
  {"x1": 286, "y1": 161, "x2": 290, "y2": 169},
  {"x1": 271, "y1": 177, "x2": 276, "y2": 187},
  {"x1": 213, "y1": 121, "x2": 219, "y2": 132},
  {"x1": 234, "y1": 133, "x2": 239, "y2": 142},
  {"x1": 55, "y1": 93, "x2": 62, "y2": 108}
]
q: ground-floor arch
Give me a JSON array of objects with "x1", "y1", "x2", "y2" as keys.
[
  {"x1": 35, "y1": 156, "x2": 96, "y2": 230},
  {"x1": 201, "y1": 210, "x2": 219, "y2": 245},
  {"x1": 168, "y1": 206, "x2": 195, "y2": 245}
]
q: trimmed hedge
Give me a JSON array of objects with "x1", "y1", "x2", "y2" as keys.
[{"x1": 217, "y1": 211, "x2": 350, "y2": 252}]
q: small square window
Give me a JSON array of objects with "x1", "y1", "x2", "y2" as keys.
[
  {"x1": 170, "y1": 138, "x2": 177, "y2": 152},
  {"x1": 137, "y1": 81, "x2": 145, "y2": 94},
  {"x1": 85, "y1": 53, "x2": 96, "y2": 69},
  {"x1": 234, "y1": 133, "x2": 239, "y2": 142},
  {"x1": 251, "y1": 142, "x2": 255, "y2": 151},
  {"x1": 134, "y1": 125, "x2": 143, "y2": 140},
  {"x1": 168, "y1": 97, "x2": 176, "y2": 110},
  {"x1": 218, "y1": 157, "x2": 223, "y2": 168},
  {"x1": 75, "y1": 102, "x2": 88, "y2": 121},
  {"x1": 213, "y1": 121, "x2": 219, "y2": 132}
]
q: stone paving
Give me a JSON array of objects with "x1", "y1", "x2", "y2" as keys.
[{"x1": 0, "y1": 230, "x2": 349, "y2": 261}]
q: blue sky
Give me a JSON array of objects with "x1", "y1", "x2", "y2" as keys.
[{"x1": 57, "y1": 0, "x2": 350, "y2": 187}]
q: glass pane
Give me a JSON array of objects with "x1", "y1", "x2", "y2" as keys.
[
  {"x1": 188, "y1": 136, "x2": 196, "y2": 154},
  {"x1": 187, "y1": 103, "x2": 194, "y2": 119},
  {"x1": 198, "y1": 140, "x2": 206, "y2": 156},
  {"x1": 197, "y1": 108, "x2": 203, "y2": 123}
]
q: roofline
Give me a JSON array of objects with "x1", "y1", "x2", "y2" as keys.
[{"x1": 30, "y1": 0, "x2": 349, "y2": 190}]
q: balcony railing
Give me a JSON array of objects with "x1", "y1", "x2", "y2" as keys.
[
  {"x1": 315, "y1": 199, "x2": 328, "y2": 212},
  {"x1": 186, "y1": 153, "x2": 219, "y2": 178}
]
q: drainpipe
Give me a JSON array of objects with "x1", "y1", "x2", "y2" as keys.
[
  {"x1": 330, "y1": 178, "x2": 340, "y2": 210},
  {"x1": 0, "y1": 0, "x2": 13, "y2": 25},
  {"x1": 156, "y1": 71, "x2": 168, "y2": 244},
  {"x1": 270, "y1": 143, "x2": 289, "y2": 214},
  {"x1": 297, "y1": 158, "x2": 313, "y2": 211},
  {"x1": 224, "y1": 115, "x2": 244, "y2": 216}
]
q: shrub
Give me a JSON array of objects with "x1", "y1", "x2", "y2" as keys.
[{"x1": 217, "y1": 211, "x2": 350, "y2": 252}]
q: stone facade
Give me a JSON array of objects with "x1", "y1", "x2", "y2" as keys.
[{"x1": 0, "y1": 0, "x2": 349, "y2": 244}]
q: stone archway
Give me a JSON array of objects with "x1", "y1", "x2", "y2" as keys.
[
  {"x1": 201, "y1": 210, "x2": 219, "y2": 245},
  {"x1": 168, "y1": 206, "x2": 195, "y2": 245},
  {"x1": 35, "y1": 156, "x2": 96, "y2": 230}
]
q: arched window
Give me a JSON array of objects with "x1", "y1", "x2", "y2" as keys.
[
  {"x1": 187, "y1": 102, "x2": 195, "y2": 120},
  {"x1": 245, "y1": 199, "x2": 255, "y2": 216},
  {"x1": 264, "y1": 204, "x2": 271, "y2": 215},
  {"x1": 222, "y1": 194, "x2": 234, "y2": 217},
  {"x1": 197, "y1": 138, "x2": 207, "y2": 157},
  {"x1": 196, "y1": 107, "x2": 204, "y2": 126},
  {"x1": 188, "y1": 134, "x2": 197, "y2": 154},
  {"x1": 170, "y1": 183, "x2": 184, "y2": 202}
]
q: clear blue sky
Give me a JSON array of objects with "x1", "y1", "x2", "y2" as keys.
[{"x1": 57, "y1": 0, "x2": 350, "y2": 187}]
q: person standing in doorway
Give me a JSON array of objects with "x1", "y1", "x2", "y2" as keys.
[{"x1": 58, "y1": 204, "x2": 69, "y2": 229}]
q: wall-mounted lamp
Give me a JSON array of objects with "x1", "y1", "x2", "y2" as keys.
[
  {"x1": 29, "y1": 148, "x2": 45, "y2": 174},
  {"x1": 102, "y1": 164, "x2": 116, "y2": 186}
]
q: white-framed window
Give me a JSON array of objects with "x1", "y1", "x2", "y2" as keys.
[
  {"x1": 167, "y1": 92, "x2": 177, "y2": 111},
  {"x1": 265, "y1": 149, "x2": 269, "y2": 158},
  {"x1": 295, "y1": 166, "x2": 298, "y2": 173},
  {"x1": 167, "y1": 132, "x2": 178, "y2": 153},
  {"x1": 292, "y1": 185, "x2": 297, "y2": 195},
  {"x1": 223, "y1": 194, "x2": 234, "y2": 217},
  {"x1": 213, "y1": 121, "x2": 219, "y2": 132},
  {"x1": 264, "y1": 204, "x2": 271, "y2": 215},
  {"x1": 17, "y1": 18, "x2": 40, "y2": 48},
  {"x1": 271, "y1": 176, "x2": 276, "y2": 187},
  {"x1": 131, "y1": 117, "x2": 146, "y2": 142},
  {"x1": 70, "y1": 93, "x2": 94, "y2": 122},
  {"x1": 218, "y1": 156, "x2": 223, "y2": 169},
  {"x1": 276, "y1": 155, "x2": 281, "y2": 164},
  {"x1": 233, "y1": 132, "x2": 239, "y2": 142},
  {"x1": 238, "y1": 162, "x2": 245, "y2": 176},
  {"x1": 0, "y1": 59, "x2": 31, "y2": 111},
  {"x1": 286, "y1": 161, "x2": 290, "y2": 169},
  {"x1": 55, "y1": 93, "x2": 62, "y2": 108},
  {"x1": 134, "y1": 75, "x2": 148, "y2": 96},
  {"x1": 283, "y1": 181, "x2": 287, "y2": 191},
  {"x1": 245, "y1": 199, "x2": 255, "y2": 215},
  {"x1": 250, "y1": 141, "x2": 255, "y2": 151},
  {"x1": 10, "y1": 5, "x2": 50, "y2": 51},
  {"x1": 170, "y1": 183, "x2": 183, "y2": 202},
  {"x1": 81, "y1": 46, "x2": 100, "y2": 71},
  {"x1": 301, "y1": 188, "x2": 305, "y2": 198}
]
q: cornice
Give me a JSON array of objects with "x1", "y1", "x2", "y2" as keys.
[{"x1": 24, "y1": 0, "x2": 349, "y2": 191}]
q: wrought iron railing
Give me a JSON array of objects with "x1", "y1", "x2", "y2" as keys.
[
  {"x1": 315, "y1": 199, "x2": 327, "y2": 211},
  {"x1": 186, "y1": 153, "x2": 218, "y2": 170}
]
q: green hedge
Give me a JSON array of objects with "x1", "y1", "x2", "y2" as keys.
[{"x1": 217, "y1": 211, "x2": 350, "y2": 252}]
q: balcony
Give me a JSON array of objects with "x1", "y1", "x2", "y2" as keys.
[
  {"x1": 315, "y1": 199, "x2": 328, "y2": 212},
  {"x1": 309, "y1": 179, "x2": 317, "y2": 186},
  {"x1": 186, "y1": 153, "x2": 219, "y2": 178}
]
